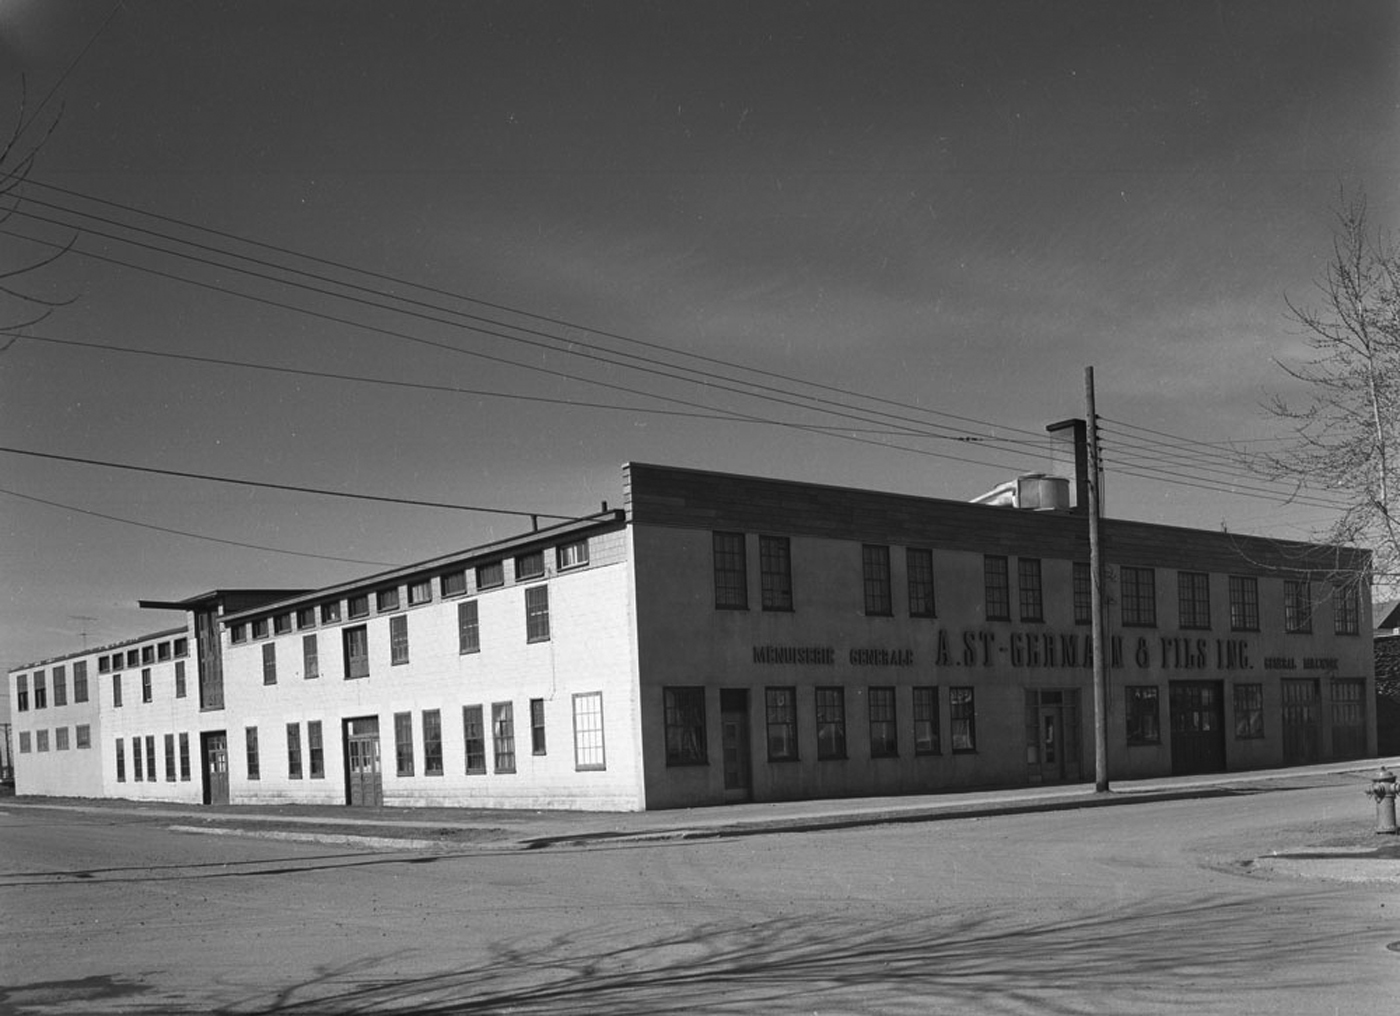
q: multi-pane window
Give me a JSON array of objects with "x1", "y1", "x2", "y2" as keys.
[
  {"x1": 287, "y1": 723, "x2": 303, "y2": 779},
  {"x1": 145, "y1": 735, "x2": 157, "y2": 781},
  {"x1": 73, "y1": 661, "x2": 88, "y2": 703},
  {"x1": 231, "y1": 624, "x2": 248, "y2": 644},
  {"x1": 525, "y1": 585, "x2": 551, "y2": 643},
  {"x1": 390, "y1": 614, "x2": 409, "y2": 665},
  {"x1": 493, "y1": 702, "x2": 516, "y2": 773},
  {"x1": 765, "y1": 686, "x2": 799, "y2": 762},
  {"x1": 115, "y1": 739, "x2": 126, "y2": 781},
  {"x1": 127, "y1": 650, "x2": 140, "y2": 668},
  {"x1": 321, "y1": 601, "x2": 342, "y2": 624},
  {"x1": 296, "y1": 607, "x2": 316, "y2": 630},
  {"x1": 458, "y1": 600, "x2": 480, "y2": 654},
  {"x1": 142, "y1": 646, "x2": 155, "y2": 665},
  {"x1": 394, "y1": 711, "x2": 414, "y2": 776},
  {"x1": 664, "y1": 686, "x2": 707, "y2": 765},
  {"x1": 868, "y1": 686, "x2": 898, "y2": 758},
  {"x1": 273, "y1": 614, "x2": 292, "y2": 636},
  {"x1": 759, "y1": 535, "x2": 793, "y2": 611},
  {"x1": 302, "y1": 635, "x2": 319, "y2": 679},
  {"x1": 713, "y1": 532, "x2": 748, "y2": 609},
  {"x1": 572, "y1": 692, "x2": 606, "y2": 770},
  {"x1": 1234, "y1": 683, "x2": 1264, "y2": 739},
  {"x1": 36, "y1": 730, "x2": 50, "y2": 752},
  {"x1": 343, "y1": 625, "x2": 369, "y2": 680},
  {"x1": 246, "y1": 727, "x2": 260, "y2": 779},
  {"x1": 33, "y1": 671, "x2": 46, "y2": 709},
  {"x1": 252, "y1": 619, "x2": 269, "y2": 639},
  {"x1": 18, "y1": 731, "x2": 31, "y2": 753},
  {"x1": 1073, "y1": 561, "x2": 1093, "y2": 624},
  {"x1": 1229, "y1": 576, "x2": 1259, "y2": 631},
  {"x1": 1125, "y1": 686, "x2": 1161, "y2": 744},
  {"x1": 913, "y1": 686, "x2": 940, "y2": 755},
  {"x1": 173, "y1": 637, "x2": 188, "y2": 657},
  {"x1": 76, "y1": 724, "x2": 91, "y2": 749},
  {"x1": 112, "y1": 673, "x2": 122, "y2": 708},
  {"x1": 441, "y1": 570, "x2": 467, "y2": 597},
  {"x1": 174, "y1": 661, "x2": 187, "y2": 698},
  {"x1": 530, "y1": 698, "x2": 546, "y2": 755},
  {"x1": 261, "y1": 644, "x2": 277, "y2": 685},
  {"x1": 907, "y1": 548, "x2": 936, "y2": 618},
  {"x1": 131, "y1": 736, "x2": 142, "y2": 780},
  {"x1": 55, "y1": 727, "x2": 70, "y2": 751},
  {"x1": 179, "y1": 733, "x2": 191, "y2": 780},
  {"x1": 557, "y1": 539, "x2": 589, "y2": 570},
  {"x1": 307, "y1": 721, "x2": 324, "y2": 778},
  {"x1": 53, "y1": 666, "x2": 67, "y2": 707},
  {"x1": 1283, "y1": 579, "x2": 1312, "y2": 634},
  {"x1": 862, "y1": 545, "x2": 893, "y2": 616},
  {"x1": 376, "y1": 587, "x2": 400, "y2": 613},
  {"x1": 1178, "y1": 572, "x2": 1211, "y2": 630},
  {"x1": 164, "y1": 734, "x2": 176, "y2": 781},
  {"x1": 99, "y1": 656, "x2": 111, "y2": 673},
  {"x1": 950, "y1": 687, "x2": 976, "y2": 752},
  {"x1": 815, "y1": 686, "x2": 847, "y2": 760},
  {"x1": 476, "y1": 561, "x2": 504, "y2": 589},
  {"x1": 515, "y1": 551, "x2": 545, "y2": 581},
  {"x1": 16, "y1": 674, "x2": 28, "y2": 712},
  {"x1": 1333, "y1": 582, "x2": 1360, "y2": 635},
  {"x1": 1120, "y1": 567, "x2": 1156, "y2": 626},
  {"x1": 142, "y1": 668, "x2": 153, "y2": 702},
  {"x1": 347, "y1": 594, "x2": 369, "y2": 619},
  {"x1": 423, "y1": 710, "x2": 443, "y2": 775},
  {"x1": 463, "y1": 705, "x2": 486, "y2": 774},
  {"x1": 408, "y1": 579, "x2": 432, "y2": 606},
  {"x1": 984, "y1": 556, "x2": 1010, "y2": 621},
  {"x1": 158, "y1": 642, "x2": 171, "y2": 662},
  {"x1": 1018, "y1": 558, "x2": 1044, "y2": 622}
]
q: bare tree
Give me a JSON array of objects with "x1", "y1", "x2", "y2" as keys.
[{"x1": 1260, "y1": 193, "x2": 1400, "y2": 598}]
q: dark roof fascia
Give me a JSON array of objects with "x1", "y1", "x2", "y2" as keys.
[{"x1": 138, "y1": 589, "x2": 312, "y2": 612}]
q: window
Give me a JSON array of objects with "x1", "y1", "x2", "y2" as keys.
[
  {"x1": 713, "y1": 532, "x2": 748, "y2": 609},
  {"x1": 515, "y1": 550, "x2": 545, "y2": 581},
  {"x1": 525, "y1": 585, "x2": 550, "y2": 642},
  {"x1": 1234, "y1": 683, "x2": 1264, "y2": 739},
  {"x1": 53, "y1": 666, "x2": 67, "y2": 707},
  {"x1": 56, "y1": 727, "x2": 70, "y2": 751},
  {"x1": 261, "y1": 644, "x2": 277, "y2": 685},
  {"x1": 984, "y1": 556, "x2": 1010, "y2": 621},
  {"x1": 1333, "y1": 582, "x2": 1360, "y2": 635},
  {"x1": 530, "y1": 698, "x2": 546, "y2": 755},
  {"x1": 463, "y1": 705, "x2": 487, "y2": 774},
  {"x1": 321, "y1": 601, "x2": 342, "y2": 624},
  {"x1": 759, "y1": 535, "x2": 793, "y2": 611},
  {"x1": 296, "y1": 607, "x2": 316, "y2": 630},
  {"x1": 907, "y1": 548, "x2": 936, "y2": 618},
  {"x1": 664, "y1": 686, "x2": 707, "y2": 765},
  {"x1": 246, "y1": 727, "x2": 260, "y2": 780},
  {"x1": 408, "y1": 579, "x2": 432, "y2": 606},
  {"x1": 142, "y1": 646, "x2": 155, "y2": 665},
  {"x1": 950, "y1": 687, "x2": 976, "y2": 752},
  {"x1": 493, "y1": 702, "x2": 516, "y2": 773},
  {"x1": 157, "y1": 642, "x2": 171, "y2": 662},
  {"x1": 913, "y1": 686, "x2": 940, "y2": 755},
  {"x1": 145, "y1": 735, "x2": 156, "y2": 781},
  {"x1": 1125, "y1": 686, "x2": 1161, "y2": 744},
  {"x1": 1073, "y1": 561, "x2": 1093, "y2": 624},
  {"x1": 557, "y1": 540, "x2": 589, "y2": 570},
  {"x1": 1283, "y1": 579, "x2": 1312, "y2": 633},
  {"x1": 179, "y1": 733, "x2": 190, "y2": 780},
  {"x1": 18, "y1": 731, "x2": 31, "y2": 753},
  {"x1": 76, "y1": 724, "x2": 91, "y2": 749},
  {"x1": 112, "y1": 673, "x2": 123, "y2": 708},
  {"x1": 307, "y1": 721, "x2": 324, "y2": 778},
  {"x1": 862, "y1": 545, "x2": 892, "y2": 616},
  {"x1": 343, "y1": 625, "x2": 369, "y2": 680},
  {"x1": 421, "y1": 710, "x2": 443, "y2": 775},
  {"x1": 252, "y1": 619, "x2": 269, "y2": 639},
  {"x1": 1229, "y1": 576, "x2": 1259, "y2": 631},
  {"x1": 273, "y1": 613, "x2": 292, "y2": 636},
  {"x1": 73, "y1": 661, "x2": 88, "y2": 703},
  {"x1": 126, "y1": 649, "x2": 139, "y2": 668},
  {"x1": 36, "y1": 729, "x2": 49, "y2": 752},
  {"x1": 164, "y1": 734, "x2": 176, "y2": 781},
  {"x1": 765, "y1": 686, "x2": 798, "y2": 762},
  {"x1": 33, "y1": 671, "x2": 46, "y2": 709},
  {"x1": 347, "y1": 594, "x2": 369, "y2": 619},
  {"x1": 302, "y1": 635, "x2": 319, "y2": 679},
  {"x1": 174, "y1": 661, "x2": 187, "y2": 698},
  {"x1": 173, "y1": 637, "x2": 188, "y2": 657},
  {"x1": 476, "y1": 561, "x2": 504, "y2": 589},
  {"x1": 394, "y1": 711, "x2": 414, "y2": 776},
  {"x1": 868, "y1": 686, "x2": 898, "y2": 758},
  {"x1": 287, "y1": 723, "x2": 303, "y2": 779},
  {"x1": 16, "y1": 674, "x2": 27, "y2": 712},
  {"x1": 376, "y1": 587, "x2": 400, "y2": 613},
  {"x1": 1018, "y1": 558, "x2": 1043, "y2": 622},
  {"x1": 1178, "y1": 572, "x2": 1211, "y2": 630},
  {"x1": 458, "y1": 600, "x2": 481, "y2": 654},
  {"x1": 99, "y1": 656, "x2": 111, "y2": 674},
  {"x1": 228, "y1": 623, "x2": 245, "y2": 644},
  {"x1": 1120, "y1": 567, "x2": 1157, "y2": 626},
  {"x1": 142, "y1": 668, "x2": 153, "y2": 702},
  {"x1": 115, "y1": 739, "x2": 125, "y2": 781},
  {"x1": 572, "y1": 692, "x2": 606, "y2": 770},
  {"x1": 441, "y1": 570, "x2": 467, "y2": 597},
  {"x1": 816, "y1": 687, "x2": 847, "y2": 759},
  {"x1": 390, "y1": 614, "x2": 410, "y2": 665}
]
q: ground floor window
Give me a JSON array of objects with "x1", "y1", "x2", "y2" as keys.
[
  {"x1": 394, "y1": 712, "x2": 414, "y2": 776},
  {"x1": 868, "y1": 686, "x2": 897, "y2": 758},
  {"x1": 287, "y1": 723, "x2": 303, "y2": 779},
  {"x1": 422, "y1": 710, "x2": 443, "y2": 776},
  {"x1": 246, "y1": 727, "x2": 260, "y2": 780},
  {"x1": 765, "y1": 686, "x2": 798, "y2": 762},
  {"x1": 573, "y1": 691, "x2": 605, "y2": 770},
  {"x1": 950, "y1": 686, "x2": 976, "y2": 753},
  {"x1": 493, "y1": 702, "x2": 516, "y2": 773},
  {"x1": 1233, "y1": 683, "x2": 1264, "y2": 739},
  {"x1": 145, "y1": 736, "x2": 156, "y2": 782},
  {"x1": 179, "y1": 733, "x2": 191, "y2": 780},
  {"x1": 530, "y1": 698, "x2": 546, "y2": 756},
  {"x1": 308, "y1": 721, "x2": 324, "y2": 778},
  {"x1": 1125, "y1": 686, "x2": 1161, "y2": 745},
  {"x1": 913, "y1": 686, "x2": 940, "y2": 755},
  {"x1": 664, "y1": 686, "x2": 707, "y2": 765},
  {"x1": 463, "y1": 705, "x2": 486, "y2": 774},
  {"x1": 164, "y1": 734, "x2": 176, "y2": 781},
  {"x1": 815, "y1": 686, "x2": 847, "y2": 760},
  {"x1": 115, "y1": 739, "x2": 125, "y2": 781},
  {"x1": 132, "y1": 736, "x2": 143, "y2": 780}
]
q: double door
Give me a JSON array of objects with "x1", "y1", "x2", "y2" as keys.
[{"x1": 345, "y1": 717, "x2": 383, "y2": 807}]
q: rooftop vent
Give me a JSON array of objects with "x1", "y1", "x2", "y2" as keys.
[{"x1": 971, "y1": 473, "x2": 1072, "y2": 511}]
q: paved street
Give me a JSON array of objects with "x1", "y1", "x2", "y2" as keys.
[{"x1": 2, "y1": 775, "x2": 1398, "y2": 1014}]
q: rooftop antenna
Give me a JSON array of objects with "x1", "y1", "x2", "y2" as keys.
[{"x1": 70, "y1": 616, "x2": 97, "y2": 649}]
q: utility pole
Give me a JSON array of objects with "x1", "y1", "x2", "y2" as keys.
[{"x1": 1085, "y1": 367, "x2": 1110, "y2": 793}]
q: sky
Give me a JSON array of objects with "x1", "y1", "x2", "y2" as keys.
[{"x1": 1, "y1": 0, "x2": 1397, "y2": 668}]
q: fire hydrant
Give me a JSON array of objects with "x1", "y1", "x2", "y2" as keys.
[{"x1": 1368, "y1": 768, "x2": 1398, "y2": 834}]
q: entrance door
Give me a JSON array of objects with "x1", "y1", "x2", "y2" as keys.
[
  {"x1": 201, "y1": 731, "x2": 228, "y2": 805},
  {"x1": 719, "y1": 689, "x2": 752, "y2": 802},
  {"x1": 1169, "y1": 681, "x2": 1226, "y2": 775},
  {"x1": 1329, "y1": 678, "x2": 1367, "y2": 760},
  {"x1": 344, "y1": 717, "x2": 383, "y2": 806},
  {"x1": 1281, "y1": 679, "x2": 1320, "y2": 765},
  {"x1": 1025, "y1": 689, "x2": 1082, "y2": 783}
]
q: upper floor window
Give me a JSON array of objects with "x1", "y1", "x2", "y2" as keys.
[
  {"x1": 1120, "y1": 567, "x2": 1157, "y2": 627},
  {"x1": 296, "y1": 607, "x2": 317, "y2": 630},
  {"x1": 376, "y1": 587, "x2": 400, "y2": 613},
  {"x1": 33, "y1": 671, "x2": 47, "y2": 709},
  {"x1": 525, "y1": 586, "x2": 551, "y2": 643},
  {"x1": 15, "y1": 674, "x2": 28, "y2": 712},
  {"x1": 343, "y1": 625, "x2": 369, "y2": 680},
  {"x1": 458, "y1": 600, "x2": 480, "y2": 654},
  {"x1": 712, "y1": 532, "x2": 748, "y2": 610},
  {"x1": 907, "y1": 548, "x2": 936, "y2": 618},
  {"x1": 1018, "y1": 558, "x2": 1043, "y2": 622},
  {"x1": 1283, "y1": 579, "x2": 1312, "y2": 634},
  {"x1": 441, "y1": 570, "x2": 467, "y2": 597},
  {"x1": 557, "y1": 540, "x2": 589, "y2": 570},
  {"x1": 1333, "y1": 582, "x2": 1360, "y2": 635},
  {"x1": 1073, "y1": 562, "x2": 1093, "y2": 624},
  {"x1": 321, "y1": 601, "x2": 342, "y2": 624},
  {"x1": 983, "y1": 556, "x2": 1010, "y2": 621},
  {"x1": 1229, "y1": 576, "x2": 1259, "y2": 631},
  {"x1": 862, "y1": 545, "x2": 892, "y2": 616},
  {"x1": 390, "y1": 614, "x2": 410, "y2": 664},
  {"x1": 251, "y1": 619, "x2": 269, "y2": 639},
  {"x1": 273, "y1": 614, "x2": 292, "y2": 636},
  {"x1": 759, "y1": 535, "x2": 793, "y2": 611},
  {"x1": 73, "y1": 661, "x2": 88, "y2": 703},
  {"x1": 407, "y1": 579, "x2": 432, "y2": 606},
  {"x1": 476, "y1": 561, "x2": 504, "y2": 590},
  {"x1": 347, "y1": 594, "x2": 369, "y2": 619},
  {"x1": 515, "y1": 551, "x2": 545, "y2": 581},
  {"x1": 1178, "y1": 572, "x2": 1211, "y2": 630},
  {"x1": 261, "y1": 645, "x2": 277, "y2": 685}
]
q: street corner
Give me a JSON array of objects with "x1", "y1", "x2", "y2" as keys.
[{"x1": 1243, "y1": 839, "x2": 1400, "y2": 884}]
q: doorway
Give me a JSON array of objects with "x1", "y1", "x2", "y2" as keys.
[
  {"x1": 1025, "y1": 689, "x2": 1081, "y2": 783},
  {"x1": 344, "y1": 716, "x2": 383, "y2": 806},
  {"x1": 720, "y1": 689, "x2": 752, "y2": 802},
  {"x1": 1282, "y1": 678, "x2": 1320, "y2": 764},
  {"x1": 1169, "y1": 681, "x2": 1226, "y2": 775},
  {"x1": 201, "y1": 731, "x2": 228, "y2": 805}
]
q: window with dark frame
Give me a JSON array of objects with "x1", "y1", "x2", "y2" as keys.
[
  {"x1": 321, "y1": 601, "x2": 342, "y2": 624},
  {"x1": 261, "y1": 644, "x2": 276, "y2": 685},
  {"x1": 950, "y1": 686, "x2": 976, "y2": 752},
  {"x1": 347, "y1": 594, "x2": 369, "y2": 619},
  {"x1": 525, "y1": 585, "x2": 551, "y2": 642},
  {"x1": 179, "y1": 732, "x2": 190, "y2": 780},
  {"x1": 34, "y1": 729, "x2": 48, "y2": 752},
  {"x1": 458, "y1": 600, "x2": 480, "y2": 654},
  {"x1": 390, "y1": 614, "x2": 409, "y2": 665},
  {"x1": 493, "y1": 702, "x2": 516, "y2": 773},
  {"x1": 572, "y1": 692, "x2": 606, "y2": 770},
  {"x1": 112, "y1": 673, "x2": 122, "y2": 708},
  {"x1": 286, "y1": 722, "x2": 303, "y2": 779},
  {"x1": 557, "y1": 539, "x2": 589, "y2": 570},
  {"x1": 476, "y1": 561, "x2": 504, "y2": 589},
  {"x1": 246, "y1": 726, "x2": 260, "y2": 779},
  {"x1": 913, "y1": 686, "x2": 940, "y2": 755},
  {"x1": 76, "y1": 724, "x2": 92, "y2": 749},
  {"x1": 868, "y1": 686, "x2": 898, "y2": 758},
  {"x1": 53, "y1": 665, "x2": 67, "y2": 707},
  {"x1": 174, "y1": 660, "x2": 187, "y2": 698},
  {"x1": 408, "y1": 579, "x2": 432, "y2": 606},
  {"x1": 141, "y1": 668, "x2": 152, "y2": 702},
  {"x1": 115, "y1": 739, "x2": 125, "y2": 781},
  {"x1": 441, "y1": 570, "x2": 467, "y2": 597},
  {"x1": 394, "y1": 711, "x2": 414, "y2": 776},
  {"x1": 1229, "y1": 576, "x2": 1259, "y2": 631},
  {"x1": 173, "y1": 637, "x2": 188, "y2": 658},
  {"x1": 376, "y1": 587, "x2": 400, "y2": 613},
  {"x1": 1333, "y1": 582, "x2": 1360, "y2": 635},
  {"x1": 765, "y1": 686, "x2": 799, "y2": 761},
  {"x1": 1283, "y1": 579, "x2": 1312, "y2": 634},
  {"x1": 530, "y1": 698, "x2": 546, "y2": 755},
  {"x1": 302, "y1": 635, "x2": 319, "y2": 679},
  {"x1": 74, "y1": 660, "x2": 88, "y2": 703},
  {"x1": 308, "y1": 720, "x2": 324, "y2": 778},
  {"x1": 164, "y1": 734, "x2": 176, "y2": 781},
  {"x1": 1234, "y1": 683, "x2": 1264, "y2": 738},
  {"x1": 984, "y1": 556, "x2": 1010, "y2": 621},
  {"x1": 158, "y1": 642, "x2": 171, "y2": 662},
  {"x1": 1125, "y1": 686, "x2": 1161, "y2": 744},
  {"x1": 815, "y1": 686, "x2": 847, "y2": 759},
  {"x1": 1178, "y1": 571, "x2": 1211, "y2": 630},
  {"x1": 99, "y1": 655, "x2": 111, "y2": 673},
  {"x1": 16, "y1": 674, "x2": 27, "y2": 712},
  {"x1": 18, "y1": 731, "x2": 30, "y2": 753},
  {"x1": 297, "y1": 607, "x2": 316, "y2": 630},
  {"x1": 1120, "y1": 567, "x2": 1157, "y2": 626},
  {"x1": 759, "y1": 535, "x2": 793, "y2": 611},
  {"x1": 515, "y1": 550, "x2": 545, "y2": 581},
  {"x1": 1018, "y1": 558, "x2": 1044, "y2": 622},
  {"x1": 423, "y1": 710, "x2": 443, "y2": 775},
  {"x1": 55, "y1": 727, "x2": 69, "y2": 751},
  {"x1": 343, "y1": 625, "x2": 369, "y2": 680},
  {"x1": 252, "y1": 619, "x2": 269, "y2": 639},
  {"x1": 664, "y1": 686, "x2": 708, "y2": 765},
  {"x1": 273, "y1": 614, "x2": 292, "y2": 636},
  {"x1": 33, "y1": 671, "x2": 46, "y2": 709},
  {"x1": 862, "y1": 545, "x2": 892, "y2": 616},
  {"x1": 127, "y1": 649, "x2": 139, "y2": 668},
  {"x1": 712, "y1": 532, "x2": 748, "y2": 609},
  {"x1": 907, "y1": 548, "x2": 936, "y2": 618},
  {"x1": 142, "y1": 646, "x2": 154, "y2": 665},
  {"x1": 463, "y1": 704, "x2": 486, "y2": 774}
]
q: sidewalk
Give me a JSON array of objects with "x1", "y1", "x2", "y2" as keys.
[{"x1": 7, "y1": 756, "x2": 1397, "y2": 851}]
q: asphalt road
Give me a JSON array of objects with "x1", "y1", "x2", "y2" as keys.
[{"x1": 2, "y1": 781, "x2": 1397, "y2": 1014}]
